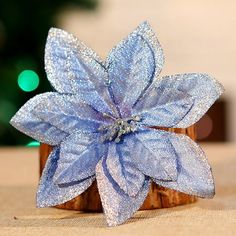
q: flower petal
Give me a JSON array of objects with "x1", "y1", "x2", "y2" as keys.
[
  {"x1": 154, "y1": 132, "x2": 215, "y2": 198},
  {"x1": 106, "y1": 142, "x2": 145, "y2": 197},
  {"x1": 10, "y1": 93, "x2": 68, "y2": 145},
  {"x1": 96, "y1": 157, "x2": 150, "y2": 226},
  {"x1": 123, "y1": 129, "x2": 178, "y2": 181},
  {"x1": 135, "y1": 96, "x2": 193, "y2": 127},
  {"x1": 37, "y1": 147, "x2": 95, "y2": 207},
  {"x1": 106, "y1": 21, "x2": 164, "y2": 117},
  {"x1": 55, "y1": 131, "x2": 107, "y2": 185},
  {"x1": 34, "y1": 93, "x2": 113, "y2": 134},
  {"x1": 134, "y1": 73, "x2": 224, "y2": 128},
  {"x1": 45, "y1": 28, "x2": 117, "y2": 117}
]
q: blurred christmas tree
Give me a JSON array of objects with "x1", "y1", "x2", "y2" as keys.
[{"x1": 0, "y1": 0, "x2": 97, "y2": 146}]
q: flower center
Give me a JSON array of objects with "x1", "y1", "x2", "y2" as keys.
[{"x1": 98, "y1": 115, "x2": 141, "y2": 143}]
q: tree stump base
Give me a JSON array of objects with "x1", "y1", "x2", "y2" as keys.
[{"x1": 39, "y1": 126, "x2": 197, "y2": 211}]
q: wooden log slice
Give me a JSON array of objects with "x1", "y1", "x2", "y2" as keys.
[{"x1": 39, "y1": 126, "x2": 197, "y2": 211}]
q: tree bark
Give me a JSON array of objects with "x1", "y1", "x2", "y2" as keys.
[{"x1": 39, "y1": 126, "x2": 197, "y2": 211}]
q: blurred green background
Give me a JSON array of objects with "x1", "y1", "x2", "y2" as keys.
[{"x1": 0, "y1": 0, "x2": 97, "y2": 146}]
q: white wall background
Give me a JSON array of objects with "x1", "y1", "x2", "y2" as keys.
[{"x1": 57, "y1": 0, "x2": 235, "y2": 140}]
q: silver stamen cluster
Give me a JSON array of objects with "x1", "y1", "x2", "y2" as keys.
[{"x1": 98, "y1": 115, "x2": 141, "y2": 143}]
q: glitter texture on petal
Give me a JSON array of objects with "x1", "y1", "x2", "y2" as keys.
[
  {"x1": 134, "y1": 73, "x2": 224, "y2": 128},
  {"x1": 37, "y1": 147, "x2": 95, "y2": 207},
  {"x1": 135, "y1": 96, "x2": 193, "y2": 127},
  {"x1": 55, "y1": 131, "x2": 107, "y2": 185},
  {"x1": 34, "y1": 93, "x2": 113, "y2": 134},
  {"x1": 96, "y1": 157, "x2": 150, "y2": 226},
  {"x1": 10, "y1": 92, "x2": 68, "y2": 145},
  {"x1": 106, "y1": 21, "x2": 164, "y2": 117},
  {"x1": 154, "y1": 131, "x2": 215, "y2": 198},
  {"x1": 45, "y1": 28, "x2": 118, "y2": 117},
  {"x1": 120, "y1": 130, "x2": 178, "y2": 181},
  {"x1": 106, "y1": 142, "x2": 145, "y2": 197}
]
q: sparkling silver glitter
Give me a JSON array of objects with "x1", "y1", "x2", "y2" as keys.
[
  {"x1": 98, "y1": 115, "x2": 141, "y2": 143},
  {"x1": 10, "y1": 21, "x2": 224, "y2": 226}
]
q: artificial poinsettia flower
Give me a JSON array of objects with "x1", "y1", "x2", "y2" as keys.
[{"x1": 10, "y1": 21, "x2": 224, "y2": 226}]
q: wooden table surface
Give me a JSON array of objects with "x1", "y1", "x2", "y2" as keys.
[{"x1": 0, "y1": 143, "x2": 236, "y2": 236}]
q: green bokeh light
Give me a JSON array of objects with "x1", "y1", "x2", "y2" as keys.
[
  {"x1": 17, "y1": 70, "x2": 39, "y2": 92},
  {"x1": 26, "y1": 141, "x2": 40, "y2": 147}
]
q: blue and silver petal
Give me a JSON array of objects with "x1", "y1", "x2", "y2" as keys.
[
  {"x1": 37, "y1": 147, "x2": 95, "y2": 207},
  {"x1": 96, "y1": 157, "x2": 150, "y2": 226},
  {"x1": 10, "y1": 92, "x2": 68, "y2": 145}
]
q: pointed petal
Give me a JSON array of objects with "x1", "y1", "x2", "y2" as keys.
[
  {"x1": 37, "y1": 147, "x2": 95, "y2": 207},
  {"x1": 34, "y1": 93, "x2": 113, "y2": 134},
  {"x1": 10, "y1": 92, "x2": 68, "y2": 145},
  {"x1": 134, "y1": 73, "x2": 224, "y2": 128},
  {"x1": 123, "y1": 130, "x2": 178, "y2": 181},
  {"x1": 55, "y1": 131, "x2": 107, "y2": 184},
  {"x1": 106, "y1": 21, "x2": 164, "y2": 117},
  {"x1": 96, "y1": 158, "x2": 150, "y2": 226},
  {"x1": 154, "y1": 132, "x2": 215, "y2": 198},
  {"x1": 45, "y1": 28, "x2": 117, "y2": 117},
  {"x1": 106, "y1": 142, "x2": 145, "y2": 197}
]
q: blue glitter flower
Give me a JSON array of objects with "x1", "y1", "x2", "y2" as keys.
[{"x1": 10, "y1": 21, "x2": 224, "y2": 226}]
